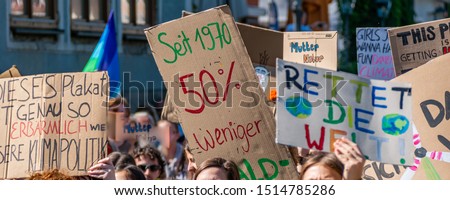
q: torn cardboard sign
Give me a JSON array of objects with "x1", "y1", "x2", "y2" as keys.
[
  {"x1": 145, "y1": 6, "x2": 298, "y2": 180},
  {"x1": 0, "y1": 65, "x2": 21, "y2": 79},
  {"x1": 357, "y1": 28, "x2": 395, "y2": 80},
  {"x1": 0, "y1": 72, "x2": 109, "y2": 179},
  {"x1": 276, "y1": 58, "x2": 414, "y2": 165},
  {"x1": 388, "y1": 18, "x2": 450, "y2": 75},
  {"x1": 392, "y1": 54, "x2": 450, "y2": 179}
]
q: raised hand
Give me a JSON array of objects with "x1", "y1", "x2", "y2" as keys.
[{"x1": 333, "y1": 137, "x2": 365, "y2": 180}]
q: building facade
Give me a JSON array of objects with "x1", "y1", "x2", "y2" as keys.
[{"x1": 0, "y1": 0, "x2": 191, "y2": 111}]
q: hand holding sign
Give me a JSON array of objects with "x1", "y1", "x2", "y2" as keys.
[
  {"x1": 276, "y1": 58, "x2": 414, "y2": 165},
  {"x1": 88, "y1": 157, "x2": 116, "y2": 180},
  {"x1": 334, "y1": 137, "x2": 365, "y2": 180}
]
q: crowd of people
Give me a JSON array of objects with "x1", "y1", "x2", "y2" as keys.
[{"x1": 26, "y1": 97, "x2": 365, "y2": 180}]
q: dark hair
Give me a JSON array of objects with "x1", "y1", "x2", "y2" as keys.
[
  {"x1": 132, "y1": 145, "x2": 166, "y2": 179},
  {"x1": 194, "y1": 157, "x2": 240, "y2": 180},
  {"x1": 108, "y1": 152, "x2": 136, "y2": 167},
  {"x1": 299, "y1": 152, "x2": 344, "y2": 180},
  {"x1": 116, "y1": 164, "x2": 146, "y2": 180}
]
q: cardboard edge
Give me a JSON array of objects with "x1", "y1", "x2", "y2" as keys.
[{"x1": 387, "y1": 17, "x2": 450, "y2": 32}]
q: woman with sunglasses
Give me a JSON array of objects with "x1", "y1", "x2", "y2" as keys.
[{"x1": 133, "y1": 145, "x2": 166, "y2": 180}]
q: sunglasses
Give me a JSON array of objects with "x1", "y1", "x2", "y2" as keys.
[{"x1": 138, "y1": 164, "x2": 161, "y2": 172}]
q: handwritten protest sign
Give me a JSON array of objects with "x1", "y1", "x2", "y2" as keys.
[
  {"x1": 393, "y1": 54, "x2": 450, "y2": 179},
  {"x1": 388, "y1": 18, "x2": 450, "y2": 75},
  {"x1": 283, "y1": 32, "x2": 338, "y2": 71},
  {"x1": 276, "y1": 58, "x2": 414, "y2": 165},
  {"x1": 238, "y1": 24, "x2": 281, "y2": 95},
  {"x1": 0, "y1": 72, "x2": 108, "y2": 179},
  {"x1": 111, "y1": 112, "x2": 157, "y2": 146},
  {"x1": 145, "y1": 6, "x2": 298, "y2": 180},
  {"x1": 363, "y1": 160, "x2": 406, "y2": 180},
  {"x1": 357, "y1": 28, "x2": 395, "y2": 80}
]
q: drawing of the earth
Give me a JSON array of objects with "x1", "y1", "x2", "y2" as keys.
[
  {"x1": 285, "y1": 96, "x2": 312, "y2": 119},
  {"x1": 382, "y1": 114, "x2": 409, "y2": 136}
]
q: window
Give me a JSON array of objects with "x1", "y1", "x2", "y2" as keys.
[
  {"x1": 122, "y1": 0, "x2": 157, "y2": 38},
  {"x1": 71, "y1": 0, "x2": 110, "y2": 36},
  {"x1": 10, "y1": 0, "x2": 58, "y2": 30}
]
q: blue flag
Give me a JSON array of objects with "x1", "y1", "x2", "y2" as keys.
[{"x1": 83, "y1": 11, "x2": 120, "y2": 98}]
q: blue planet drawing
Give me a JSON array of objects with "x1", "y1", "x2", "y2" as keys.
[
  {"x1": 285, "y1": 96, "x2": 312, "y2": 119},
  {"x1": 382, "y1": 114, "x2": 409, "y2": 136}
]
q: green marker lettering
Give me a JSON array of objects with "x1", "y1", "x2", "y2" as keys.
[
  {"x1": 323, "y1": 100, "x2": 346, "y2": 124},
  {"x1": 350, "y1": 80, "x2": 369, "y2": 104},
  {"x1": 323, "y1": 75, "x2": 344, "y2": 98}
]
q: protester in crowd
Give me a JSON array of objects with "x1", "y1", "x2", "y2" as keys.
[
  {"x1": 194, "y1": 157, "x2": 240, "y2": 180},
  {"x1": 115, "y1": 164, "x2": 146, "y2": 180},
  {"x1": 133, "y1": 144, "x2": 166, "y2": 180},
  {"x1": 156, "y1": 120, "x2": 186, "y2": 179},
  {"x1": 108, "y1": 97, "x2": 133, "y2": 154},
  {"x1": 134, "y1": 106, "x2": 159, "y2": 128},
  {"x1": 299, "y1": 137, "x2": 365, "y2": 180},
  {"x1": 185, "y1": 143, "x2": 198, "y2": 180},
  {"x1": 108, "y1": 151, "x2": 136, "y2": 167}
]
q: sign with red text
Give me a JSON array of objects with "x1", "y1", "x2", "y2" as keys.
[
  {"x1": 276, "y1": 58, "x2": 414, "y2": 165},
  {"x1": 145, "y1": 6, "x2": 298, "y2": 180},
  {"x1": 283, "y1": 31, "x2": 338, "y2": 71},
  {"x1": 393, "y1": 54, "x2": 450, "y2": 179},
  {"x1": 357, "y1": 28, "x2": 395, "y2": 80},
  {"x1": 0, "y1": 72, "x2": 108, "y2": 179},
  {"x1": 388, "y1": 18, "x2": 450, "y2": 75}
]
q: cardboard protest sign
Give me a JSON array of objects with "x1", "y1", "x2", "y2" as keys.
[
  {"x1": 0, "y1": 72, "x2": 108, "y2": 179},
  {"x1": 392, "y1": 54, "x2": 450, "y2": 179},
  {"x1": 283, "y1": 31, "x2": 338, "y2": 71},
  {"x1": 0, "y1": 65, "x2": 21, "y2": 78},
  {"x1": 107, "y1": 112, "x2": 157, "y2": 153},
  {"x1": 238, "y1": 23, "x2": 281, "y2": 96},
  {"x1": 362, "y1": 160, "x2": 406, "y2": 180},
  {"x1": 145, "y1": 6, "x2": 298, "y2": 180},
  {"x1": 276, "y1": 58, "x2": 414, "y2": 165},
  {"x1": 238, "y1": 23, "x2": 283, "y2": 68},
  {"x1": 388, "y1": 18, "x2": 450, "y2": 75},
  {"x1": 357, "y1": 28, "x2": 395, "y2": 80},
  {"x1": 238, "y1": 25, "x2": 338, "y2": 102}
]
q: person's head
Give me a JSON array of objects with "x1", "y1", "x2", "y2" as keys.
[
  {"x1": 115, "y1": 164, "x2": 146, "y2": 180},
  {"x1": 132, "y1": 145, "x2": 165, "y2": 180},
  {"x1": 299, "y1": 152, "x2": 344, "y2": 180},
  {"x1": 109, "y1": 97, "x2": 131, "y2": 122},
  {"x1": 135, "y1": 106, "x2": 159, "y2": 127},
  {"x1": 194, "y1": 157, "x2": 239, "y2": 180},
  {"x1": 158, "y1": 120, "x2": 180, "y2": 144},
  {"x1": 108, "y1": 152, "x2": 136, "y2": 167},
  {"x1": 27, "y1": 169, "x2": 74, "y2": 180},
  {"x1": 184, "y1": 144, "x2": 197, "y2": 180}
]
